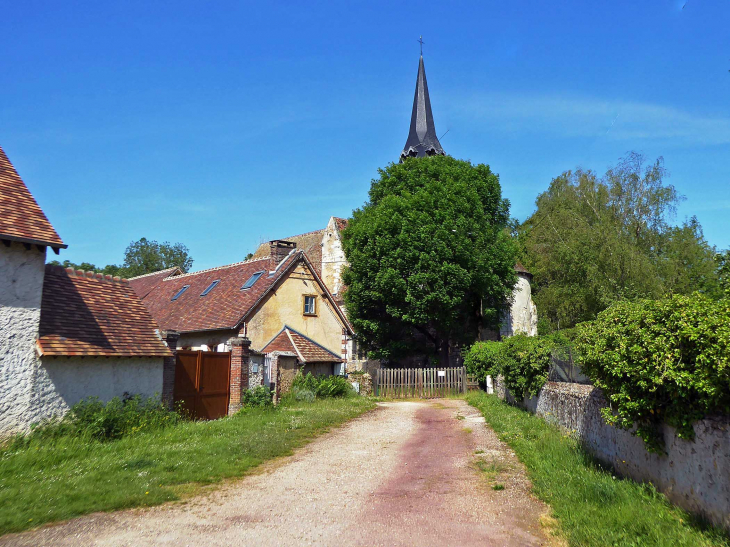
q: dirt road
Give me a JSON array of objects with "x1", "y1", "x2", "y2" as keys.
[{"x1": 2, "y1": 399, "x2": 553, "y2": 546}]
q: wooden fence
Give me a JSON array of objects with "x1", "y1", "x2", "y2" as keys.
[{"x1": 374, "y1": 367, "x2": 467, "y2": 398}]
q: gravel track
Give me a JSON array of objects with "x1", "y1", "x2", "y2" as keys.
[{"x1": 2, "y1": 400, "x2": 554, "y2": 546}]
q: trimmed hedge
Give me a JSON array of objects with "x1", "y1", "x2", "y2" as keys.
[{"x1": 575, "y1": 294, "x2": 730, "y2": 452}]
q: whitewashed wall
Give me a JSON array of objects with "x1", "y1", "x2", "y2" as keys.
[
  {"x1": 0, "y1": 242, "x2": 46, "y2": 433},
  {"x1": 501, "y1": 273, "x2": 538, "y2": 337}
]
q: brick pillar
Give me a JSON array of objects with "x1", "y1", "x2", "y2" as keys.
[
  {"x1": 161, "y1": 330, "x2": 180, "y2": 409},
  {"x1": 228, "y1": 336, "x2": 252, "y2": 414}
]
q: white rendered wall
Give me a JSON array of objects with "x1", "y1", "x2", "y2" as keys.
[
  {"x1": 32, "y1": 357, "x2": 164, "y2": 421},
  {"x1": 321, "y1": 217, "x2": 347, "y2": 296},
  {"x1": 0, "y1": 242, "x2": 46, "y2": 433},
  {"x1": 501, "y1": 273, "x2": 538, "y2": 337}
]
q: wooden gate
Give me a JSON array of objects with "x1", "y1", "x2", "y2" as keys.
[
  {"x1": 374, "y1": 367, "x2": 467, "y2": 398},
  {"x1": 174, "y1": 350, "x2": 231, "y2": 420}
]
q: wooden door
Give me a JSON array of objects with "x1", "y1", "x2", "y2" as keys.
[{"x1": 173, "y1": 350, "x2": 231, "y2": 420}]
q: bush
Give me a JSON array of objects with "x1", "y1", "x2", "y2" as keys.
[
  {"x1": 242, "y1": 385, "x2": 273, "y2": 408},
  {"x1": 292, "y1": 372, "x2": 320, "y2": 392},
  {"x1": 465, "y1": 335, "x2": 557, "y2": 398},
  {"x1": 11, "y1": 395, "x2": 182, "y2": 447},
  {"x1": 291, "y1": 387, "x2": 316, "y2": 403},
  {"x1": 575, "y1": 294, "x2": 730, "y2": 452},
  {"x1": 315, "y1": 375, "x2": 354, "y2": 398}
]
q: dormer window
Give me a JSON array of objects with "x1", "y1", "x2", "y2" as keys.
[
  {"x1": 241, "y1": 271, "x2": 264, "y2": 290},
  {"x1": 200, "y1": 280, "x2": 220, "y2": 296},
  {"x1": 172, "y1": 285, "x2": 190, "y2": 301}
]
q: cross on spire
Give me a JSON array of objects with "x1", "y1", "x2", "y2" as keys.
[{"x1": 418, "y1": 35, "x2": 424, "y2": 56}]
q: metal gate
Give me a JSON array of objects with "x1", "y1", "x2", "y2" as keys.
[
  {"x1": 173, "y1": 350, "x2": 231, "y2": 420},
  {"x1": 374, "y1": 367, "x2": 467, "y2": 398}
]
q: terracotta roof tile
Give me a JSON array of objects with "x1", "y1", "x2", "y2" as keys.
[
  {"x1": 261, "y1": 327, "x2": 343, "y2": 363},
  {"x1": 128, "y1": 267, "x2": 182, "y2": 299},
  {"x1": 0, "y1": 146, "x2": 65, "y2": 249},
  {"x1": 37, "y1": 266, "x2": 171, "y2": 357},
  {"x1": 251, "y1": 231, "x2": 324, "y2": 276},
  {"x1": 333, "y1": 217, "x2": 348, "y2": 232},
  {"x1": 138, "y1": 254, "x2": 299, "y2": 333}
]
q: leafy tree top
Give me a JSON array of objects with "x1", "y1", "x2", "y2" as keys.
[{"x1": 342, "y1": 156, "x2": 517, "y2": 363}]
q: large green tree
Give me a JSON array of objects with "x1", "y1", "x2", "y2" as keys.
[
  {"x1": 49, "y1": 237, "x2": 193, "y2": 279},
  {"x1": 519, "y1": 152, "x2": 720, "y2": 329},
  {"x1": 341, "y1": 156, "x2": 517, "y2": 365}
]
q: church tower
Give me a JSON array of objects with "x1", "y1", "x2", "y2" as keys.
[{"x1": 400, "y1": 51, "x2": 446, "y2": 161}]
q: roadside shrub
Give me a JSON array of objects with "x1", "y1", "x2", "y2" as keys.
[
  {"x1": 464, "y1": 340, "x2": 504, "y2": 383},
  {"x1": 315, "y1": 375, "x2": 353, "y2": 398},
  {"x1": 575, "y1": 294, "x2": 730, "y2": 452},
  {"x1": 242, "y1": 385, "x2": 273, "y2": 408},
  {"x1": 292, "y1": 372, "x2": 320, "y2": 392},
  {"x1": 465, "y1": 335, "x2": 556, "y2": 398},
  {"x1": 11, "y1": 395, "x2": 182, "y2": 447}
]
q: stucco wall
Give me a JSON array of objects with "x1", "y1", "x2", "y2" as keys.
[
  {"x1": 0, "y1": 242, "x2": 46, "y2": 433},
  {"x1": 495, "y1": 378, "x2": 730, "y2": 532},
  {"x1": 34, "y1": 357, "x2": 164, "y2": 418},
  {"x1": 176, "y1": 330, "x2": 238, "y2": 351},
  {"x1": 247, "y1": 263, "x2": 344, "y2": 356},
  {"x1": 500, "y1": 273, "x2": 538, "y2": 337},
  {"x1": 321, "y1": 217, "x2": 347, "y2": 297}
]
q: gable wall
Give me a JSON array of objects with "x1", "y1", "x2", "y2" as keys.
[
  {"x1": 247, "y1": 263, "x2": 344, "y2": 356},
  {"x1": 321, "y1": 217, "x2": 347, "y2": 296}
]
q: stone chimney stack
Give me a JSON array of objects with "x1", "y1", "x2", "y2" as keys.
[{"x1": 269, "y1": 240, "x2": 297, "y2": 270}]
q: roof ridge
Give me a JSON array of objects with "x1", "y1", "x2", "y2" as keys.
[
  {"x1": 127, "y1": 267, "x2": 179, "y2": 280},
  {"x1": 163, "y1": 256, "x2": 270, "y2": 280},
  {"x1": 277, "y1": 228, "x2": 325, "y2": 240},
  {"x1": 46, "y1": 265, "x2": 130, "y2": 285}
]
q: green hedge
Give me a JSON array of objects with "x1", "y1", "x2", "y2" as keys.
[
  {"x1": 575, "y1": 294, "x2": 730, "y2": 452},
  {"x1": 464, "y1": 334, "x2": 558, "y2": 398}
]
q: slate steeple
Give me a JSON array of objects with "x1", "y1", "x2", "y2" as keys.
[{"x1": 400, "y1": 53, "x2": 445, "y2": 161}]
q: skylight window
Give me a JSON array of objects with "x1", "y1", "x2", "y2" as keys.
[
  {"x1": 241, "y1": 271, "x2": 264, "y2": 290},
  {"x1": 200, "y1": 280, "x2": 220, "y2": 296},
  {"x1": 172, "y1": 285, "x2": 190, "y2": 301}
]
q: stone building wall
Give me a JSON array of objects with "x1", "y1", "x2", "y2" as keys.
[
  {"x1": 500, "y1": 273, "x2": 538, "y2": 337},
  {"x1": 495, "y1": 377, "x2": 730, "y2": 532},
  {"x1": 0, "y1": 242, "x2": 46, "y2": 433}
]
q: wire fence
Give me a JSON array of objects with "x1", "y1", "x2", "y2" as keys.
[{"x1": 548, "y1": 346, "x2": 592, "y2": 385}]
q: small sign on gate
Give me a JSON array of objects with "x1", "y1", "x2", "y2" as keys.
[{"x1": 438, "y1": 370, "x2": 446, "y2": 377}]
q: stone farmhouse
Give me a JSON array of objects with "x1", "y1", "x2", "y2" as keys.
[{"x1": 0, "y1": 146, "x2": 172, "y2": 435}]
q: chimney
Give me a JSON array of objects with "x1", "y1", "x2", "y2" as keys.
[{"x1": 269, "y1": 240, "x2": 297, "y2": 270}]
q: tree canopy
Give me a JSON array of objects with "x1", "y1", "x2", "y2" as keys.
[
  {"x1": 519, "y1": 152, "x2": 721, "y2": 330},
  {"x1": 341, "y1": 156, "x2": 517, "y2": 364},
  {"x1": 49, "y1": 237, "x2": 193, "y2": 279}
]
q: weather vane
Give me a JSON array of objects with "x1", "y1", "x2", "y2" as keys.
[{"x1": 418, "y1": 35, "x2": 424, "y2": 56}]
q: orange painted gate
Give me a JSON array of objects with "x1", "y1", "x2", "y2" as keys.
[{"x1": 173, "y1": 350, "x2": 231, "y2": 420}]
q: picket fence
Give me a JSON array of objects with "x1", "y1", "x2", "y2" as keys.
[{"x1": 374, "y1": 367, "x2": 467, "y2": 398}]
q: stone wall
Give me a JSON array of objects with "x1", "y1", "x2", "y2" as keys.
[
  {"x1": 346, "y1": 372, "x2": 372, "y2": 396},
  {"x1": 277, "y1": 355, "x2": 299, "y2": 396},
  {"x1": 494, "y1": 377, "x2": 730, "y2": 532},
  {"x1": 0, "y1": 243, "x2": 46, "y2": 433}
]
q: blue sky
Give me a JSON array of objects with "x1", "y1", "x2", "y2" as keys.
[{"x1": 1, "y1": 1, "x2": 728, "y2": 271}]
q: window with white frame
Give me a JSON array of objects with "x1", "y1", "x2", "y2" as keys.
[{"x1": 303, "y1": 295, "x2": 317, "y2": 315}]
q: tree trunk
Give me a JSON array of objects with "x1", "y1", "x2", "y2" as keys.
[{"x1": 439, "y1": 339, "x2": 450, "y2": 368}]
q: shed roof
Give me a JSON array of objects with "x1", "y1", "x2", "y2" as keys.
[
  {"x1": 0, "y1": 146, "x2": 66, "y2": 250},
  {"x1": 262, "y1": 326, "x2": 343, "y2": 363},
  {"x1": 37, "y1": 266, "x2": 171, "y2": 358}
]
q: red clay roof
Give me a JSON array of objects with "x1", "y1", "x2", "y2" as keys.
[
  {"x1": 137, "y1": 254, "x2": 297, "y2": 333},
  {"x1": 0, "y1": 146, "x2": 65, "y2": 249},
  {"x1": 128, "y1": 267, "x2": 182, "y2": 299},
  {"x1": 333, "y1": 217, "x2": 348, "y2": 232},
  {"x1": 251, "y1": 231, "x2": 324, "y2": 275},
  {"x1": 261, "y1": 327, "x2": 343, "y2": 363},
  {"x1": 37, "y1": 266, "x2": 171, "y2": 358}
]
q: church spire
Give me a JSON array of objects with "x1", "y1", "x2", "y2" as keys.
[{"x1": 400, "y1": 48, "x2": 445, "y2": 161}]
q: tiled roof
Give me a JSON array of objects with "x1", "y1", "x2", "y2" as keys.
[
  {"x1": 0, "y1": 146, "x2": 65, "y2": 249},
  {"x1": 333, "y1": 217, "x2": 348, "y2": 232},
  {"x1": 128, "y1": 267, "x2": 182, "y2": 299},
  {"x1": 137, "y1": 254, "x2": 297, "y2": 333},
  {"x1": 251, "y1": 230, "x2": 324, "y2": 275},
  {"x1": 515, "y1": 262, "x2": 532, "y2": 276},
  {"x1": 262, "y1": 326, "x2": 343, "y2": 363},
  {"x1": 37, "y1": 266, "x2": 172, "y2": 358}
]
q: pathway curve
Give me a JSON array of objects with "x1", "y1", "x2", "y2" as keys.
[{"x1": 2, "y1": 399, "x2": 555, "y2": 546}]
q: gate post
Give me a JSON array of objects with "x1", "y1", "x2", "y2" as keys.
[
  {"x1": 228, "y1": 336, "x2": 252, "y2": 415},
  {"x1": 161, "y1": 330, "x2": 180, "y2": 409}
]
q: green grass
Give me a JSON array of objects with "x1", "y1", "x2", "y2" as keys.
[
  {"x1": 0, "y1": 397, "x2": 375, "y2": 535},
  {"x1": 466, "y1": 391, "x2": 730, "y2": 547}
]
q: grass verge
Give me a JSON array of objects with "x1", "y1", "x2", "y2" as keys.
[
  {"x1": 0, "y1": 397, "x2": 375, "y2": 535},
  {"x1": 465, "y1": 391, "x2": 730, "y2": 547}
]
